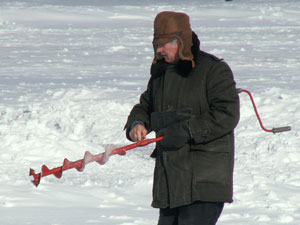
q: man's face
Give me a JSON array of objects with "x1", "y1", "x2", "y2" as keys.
[{"x1": 156, "y1": 40, "x2": 179, "y2": 64}]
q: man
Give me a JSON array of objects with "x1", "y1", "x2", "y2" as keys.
[{"x1": 124, "y1": 11, "x2": 240, "y2": 225}]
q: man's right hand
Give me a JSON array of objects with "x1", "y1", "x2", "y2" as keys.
[{"x1": 129, "y1": 123, "x2": 148, "y2": 142}]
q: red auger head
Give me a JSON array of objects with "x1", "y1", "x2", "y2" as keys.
[
  {"x1": 29, "y1": 168, "x2": 41, "y2": 187},
  {"x1": 29, "y1": 137, "x2": 165, "y2": 187}
]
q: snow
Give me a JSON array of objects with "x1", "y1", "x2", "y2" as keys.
[{"x1": 0, "y1": 0, "x2": 299, "y2": 224}]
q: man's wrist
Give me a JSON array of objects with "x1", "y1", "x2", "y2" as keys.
[{"x1": 130, "y1": 120, "x2": 145, "y2": 132}]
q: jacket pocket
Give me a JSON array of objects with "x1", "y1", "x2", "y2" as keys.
[
  {"x1": 191, "y1": 135, "x2": 233, "y2": 185},
  {"x1": 190, "y1": 135, "x2": 231, "y2": 153}
]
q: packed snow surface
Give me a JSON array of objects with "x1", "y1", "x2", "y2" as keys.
[{"x1": 0, "y1": 0, "x2": 299, "y2": 224}]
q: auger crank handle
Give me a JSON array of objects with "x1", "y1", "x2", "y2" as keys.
[
  {"x1": 272, "y1": 126, "x2": 292, "y2": 134},
  {"x1": 237, "y1": 88, "x2": 292, "y2": 133}
]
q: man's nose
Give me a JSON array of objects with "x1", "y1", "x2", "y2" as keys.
[{"x1": 156, "y1": 47, "x2": 163, "y2": 53}]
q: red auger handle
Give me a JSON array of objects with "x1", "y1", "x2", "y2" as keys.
[
  {"x1": 110, "y1": 136, "x2": 164, "y2": 155},
  {"x1": 237, "y1": 88, "x2": 292, "y2": 134},
  {"x1": 136, "y1": 136, "x2": 164, "y2": 147},
  {"x1": 272, "y1": 126, "x2": 292, "y2": 134}
]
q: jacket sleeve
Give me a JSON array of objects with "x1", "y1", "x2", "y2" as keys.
[
  {"x1": 124, "y1": 78, "x2": 153, "y2": 141},
  {"x1": 188, "y1": 61, "x2": 240, "y2": 144}
]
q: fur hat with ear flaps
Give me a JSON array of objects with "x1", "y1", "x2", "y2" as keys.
[{"x1": 152, "y1": 11, "x2": 194, "y2": 67}]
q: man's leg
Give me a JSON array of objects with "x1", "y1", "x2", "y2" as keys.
[
  {"x1": 157, "y1": 207, "x2": 179, "y2": 225},
  {"x1": 178, "y1": 201, "x2": 224, "y2": 225}
]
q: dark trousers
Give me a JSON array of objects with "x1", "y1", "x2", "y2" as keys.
[{"x1": 157, "y1": 201, "x2": 224, "y2": 225}]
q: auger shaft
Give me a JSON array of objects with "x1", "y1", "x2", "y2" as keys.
[{"x1": 30, "y1": 136, "x2": 163, "y2": 187}]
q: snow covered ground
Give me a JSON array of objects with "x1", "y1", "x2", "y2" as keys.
[{"x1": 0, "y1": 0, "x2": 299, "y2": 224}]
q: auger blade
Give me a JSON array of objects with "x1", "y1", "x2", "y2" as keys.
[
  {"x1": 63, "y1": 158, "x2": 85, "y2": 172},
  {"x1": 29, "y1": 136, "x2": 163, "y2": 187},
  {"x1": 29, "y1": 168, "x2": 41, "y2": 187},
  {"x1": 29, "y1": 168, "x2": 35, "y2": 176},
  {"x1": 94, "y1": 152, "x2": 105, "y2": 165},
  {"x1": 41, "y1": 165, "x2": 49, "y2": 174},
  {"x1": 76, "y1": 161, "x2": 85, "y2": 172},
  {"x1": 42, "y1": 165, "x2": 63, "y2": 179},
  {"x1": 83, "y1": 151, "x2": 94, "y2": 164},
  {"x1": 63, "y1": 158, "x2": 72, "y2": 168}
]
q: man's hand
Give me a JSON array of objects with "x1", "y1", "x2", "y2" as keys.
[{"x1": 129, "y1": 124, "x2": 147, "y2": 142}]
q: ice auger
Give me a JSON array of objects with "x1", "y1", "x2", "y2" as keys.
[
  {"x1": 29, "y1": 136, "x2": 163, "y2": 187},
  {"x1": 29, "y1": 89, "x2": 291, "y2": 187}
]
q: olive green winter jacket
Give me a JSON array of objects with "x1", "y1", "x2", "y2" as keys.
[{"x1": 125, "y1": 37, "x2": 240, "y2": 208}]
